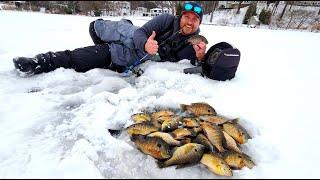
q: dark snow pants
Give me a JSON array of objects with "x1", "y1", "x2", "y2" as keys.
[{"x1": 33, "y1": 21, "x2": 125, "y2": 73}]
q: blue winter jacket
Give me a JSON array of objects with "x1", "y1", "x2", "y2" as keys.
[{"x1": 94, "y1": 13, "x2": 200, "y2": 68}]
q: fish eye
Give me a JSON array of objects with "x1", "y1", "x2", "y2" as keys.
[
  {"x1": 208, "y1": 110, "x2": 211, "y2": 112},
  {"x1": 157, "y1": 143, "x2": 162, "y2": 148}
]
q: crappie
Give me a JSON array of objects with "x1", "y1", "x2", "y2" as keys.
[
  {"x1": 158, "y1": 143, "x2": 205, "y2": 168},
  {"x1": 187, "y1": 34, "x2": 208, "y2": 45},
  {"x1": 126, "y1": 122, "x2": 159, "y2": 136},
  {"x1": 222, "y1": 119, "x2": 251, "y2": 144},
  {"x1": 200, "y1": 152, "x2": 233, "y2": 177},
  {"x1": 180, "y1": 102, "x2": 217, "y2": 116},
  {"x1": 131, "y1": 134, "x2": 171, "y2": 160}
]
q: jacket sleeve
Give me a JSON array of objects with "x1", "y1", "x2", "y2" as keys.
[{"x1": 133, "y1": 14, "x2": 175, "y2": 56}]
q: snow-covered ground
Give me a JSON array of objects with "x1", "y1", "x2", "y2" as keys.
[{"x1": 0, "y1": 10, "x2": 320, "y2": 178}]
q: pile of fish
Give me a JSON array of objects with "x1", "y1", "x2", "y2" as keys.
[{"x1": 126, "y1": 102, "x2": 255, "y2": 177}]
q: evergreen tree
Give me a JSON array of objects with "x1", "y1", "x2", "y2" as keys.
[{"x1": 259, "y1": 8, "x2": 272, "y2": 25}]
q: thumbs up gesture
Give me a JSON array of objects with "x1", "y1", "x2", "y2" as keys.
[{"x1": 144, "y1": 31, "x2": 158, "y2": 55}]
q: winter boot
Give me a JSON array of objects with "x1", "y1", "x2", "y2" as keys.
[{"x1": 13, "y1": 57, "x2": 39, "y2": 75}]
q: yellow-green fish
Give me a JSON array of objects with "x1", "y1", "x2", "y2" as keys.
[
  {"x1": 222, "y1": 150, "x2": 255, "y2": 169},
  {"x1": 126, "y1": 122, "x2": 159, "y2": 136},
  {"x1": 222, "y1": 131, "x2": 242, "y2": 153},
  {"x1": 199, "y1": 115, "x2": 230, "y2": 125},
  {"x1": 131, "y1": 113, "x2": 151, "y2": 123},
  {"x1": 148, "y1": 132, "x2": 181, "y2": 146},
  {"x1": 161, "y1": 116, "x2": 182, "y2": 132},
  {"x1": 194, "y1": 133, "x2": 214, "y2": 152},
  {"x1": 151, "y1": 109, "x2": 175, "y2": 121},
  {"x1": 171, "y1": 128, "x2": 192, "y2": 140},
  {"x1": 157, "y1": 143, "x2": 205, "y2": 168},
  {"x1": 222, "y1": 119, "x2": 251, "y2": 144},
  {"x1": 180, "y1": 102, "x2": 217, "y2": 116},
  {"x1": 200, "y1": 152, "x2": 233, "y2": 177},
  {"x1": 182, "y1": 117, "x2": 201, "y2": 128},
  {"x1": 131, "y1": 134, "x2": 171, "y2": 160},
  {"x1": 201, "y1": 122, "x2": 226, "y2": 153}
]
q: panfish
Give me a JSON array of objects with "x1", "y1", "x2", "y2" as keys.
[
  {"x1": 171, "y1": 128, "x2": 192, "y2": 140},
  {"x1": 199, "y1": 115, "x2": 230, "y2": 125},
  {"x1": 126, "y1": 122, "x2": 159, "y2": 136},
  {"x1": 131, "y1": 134, "x2": 171, "y2": 160},
  {"x1": 194, "y1": 133, "x2": 214, "y2": 152},
  {"x1": 187, "y1": 34, "x2": 209, "y2": 45},
  {"x1": 157, "y1": 143, "x2": 205, "y2": 168},
  {"x1": 131, "y1": 113, "x2": 151, "y2": 123},
  {"x1": 182, "y1": 117, "x2": 200, "y2": 128},
  {"x1": 222, "y1": 119, "x2": 251, "y2": 144},
  {"x1": 223, "y1": 131, "x2": 242, "y2": 153},
  {"x1": 161, "y1": 116, "x2": 182, "y2": 132},
  {"x1": 201, "y1": 122, "x2": 226, "y2": 153},
  {"x1": 151, "y1": 109, "x2": 175, "y2": 121},
  {"x1": 148, "y1": 132, "x2": 181, "y2": 146},
  {"x1": 222, "y1": 150, "x2": 255, "y2": 169},
  {"x1": 180, "y1": 102, "x2": 217, "y2": 116},
  {"x1": 200, "y1": 152, "x2": 233, "y2": 177}
]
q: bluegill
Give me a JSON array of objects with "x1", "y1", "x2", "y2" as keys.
[
  {"x1": 199, "y1": 115, "x2": 230, "y2": 125},
  {"x1": 201, "y1": 122, "x2": 226, "y2": 153},
  {"x1": 161, "y1": 116, "x2": 183, "y2": 132},
  {"x1": 131, "y1": 134, "x2": 171, "y2": 160},
  {"x1": 222, "y1": 150, "x2": 255, "y2": 169},
  {"x1": 222, "y1": 131, "x2": 242, "y2": 153},
  {"x1": 182, "y1": 117, "x2": 201, "y2": 128},
  {"x1": 200, "y1": 152, "x2": 233, "y2": 177},
  {"x1": 151, "y1": 109, "x2": 175, "y2": 121},
  {"x1": 187, "y1": 34, "x2": 209, "y2": 45},
  {"x1": 157, "y1": 143, "x2": 205, "y2": 168},
  {"x1": 194, "y1": 133, "x2": 214, "y2": 152},
  {"x1": 126, "y1": 122, "x2": 159, "y2": 136},
  {"x1": 222, "y1": 119, "x2": 251, "y2": 144},
  {"x1": 148, "y1": 132, "x2": 181, "y2": 146},
  {"x1": 131, "y1": 113, "x2": 151, "y2": 123},
  {"x1": 180, "y1": 102, "x2": 217, "y2": 116}
]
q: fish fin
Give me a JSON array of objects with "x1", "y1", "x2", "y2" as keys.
[
  {"x1": 176, "y1": 163, "x2": 197, "y2": 169},
  {"x1": 180, "y1": 104, "x2": 188, "y2": 111},
  {"x1": 231, "y1": 118, "x2": 240, "y2": 124},
  {"x1": 156, "y1": 160, "x2": 166, "y2": 168}
]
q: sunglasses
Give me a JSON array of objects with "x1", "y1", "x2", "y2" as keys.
[{"x1": 184, "y1": 3, "x2": 202, "y2": 14}]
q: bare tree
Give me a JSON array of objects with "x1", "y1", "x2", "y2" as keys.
[
  {"x1": 210, "y1": 1, "x2": 218, "y2": 23},
  {"x1": 167, "y1": 1, "x2": 177, "y2": 15},
  {"x1": 237, "y1": 1, "x2": 243, "y2": 14},
  {"x1": 272, "y1": 1, "x2": 280, "y2": 16},
  {"x1": 279, "y1": 1, "x2": 288, "y2": 20}
]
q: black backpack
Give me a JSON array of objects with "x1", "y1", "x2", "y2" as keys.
[
  {"x1": 184, "y1": 42, "x2": 241, "y2": 81},
  {"x1": 202, "y1": 42, "x2": 241, "y2": 81}
]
